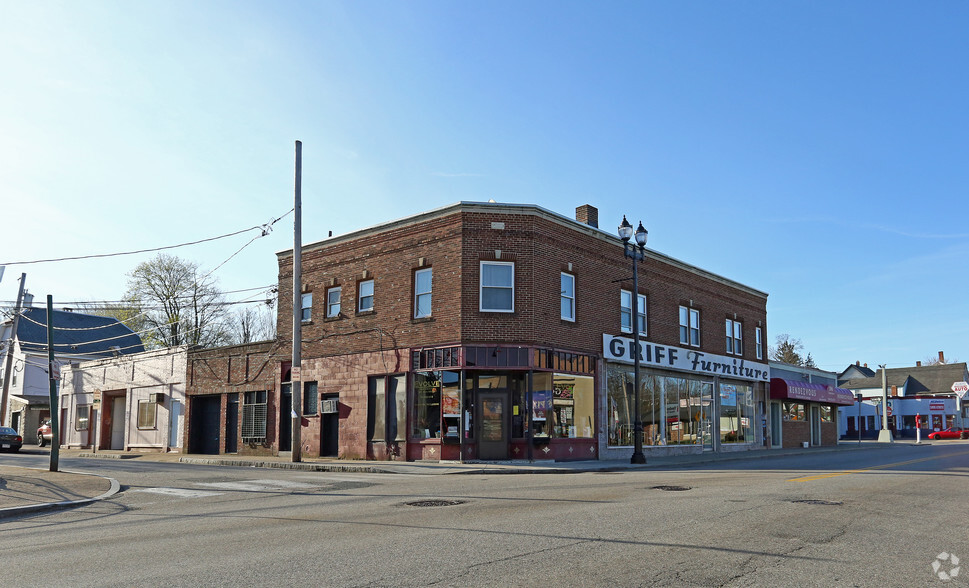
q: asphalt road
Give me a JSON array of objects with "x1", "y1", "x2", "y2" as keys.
[{"x1": 2, "y1": 443, "x2": 967, "y2": 587}]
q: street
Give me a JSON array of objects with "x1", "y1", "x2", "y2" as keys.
[{"x1": 1, "y1": 444, "x2": 967, "y2": 587}]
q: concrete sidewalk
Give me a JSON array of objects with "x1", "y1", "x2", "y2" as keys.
[{"x1": 0, "y1": 441, "x2": 912, "y2": 518}]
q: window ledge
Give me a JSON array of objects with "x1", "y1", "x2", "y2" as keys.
[
  {"x1": 323, "y1": 315, "x2": 343, "y2": 323},
  {"x1": 356, "y1": 309, "x2": 376, "y2": 317},
  {"x1": 411, "y1": 317, "x2": 435, "y2": 324}
]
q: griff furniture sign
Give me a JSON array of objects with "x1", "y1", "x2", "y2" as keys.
[{"x1": 603, "y1": 334, "x2": 770, "y2": 382}]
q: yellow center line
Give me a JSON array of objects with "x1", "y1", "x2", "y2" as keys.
[{"x1": 788, "y1": 449, "x2": 969, "y2": 482}]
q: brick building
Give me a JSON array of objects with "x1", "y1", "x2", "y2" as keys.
[{"x1": 265, "y1": 201, "x2": 771, "y2": 462}]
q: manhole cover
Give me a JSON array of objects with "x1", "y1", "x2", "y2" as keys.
[
  {"x1": 791, "y1": 499, "x2": 842, "y2": 506},
  {"x1": 653, "y1": 485, "x2": 691, "y2": 492},
  {"x1": 405, "y1": 499, "x2": 467, "y2": 507}
]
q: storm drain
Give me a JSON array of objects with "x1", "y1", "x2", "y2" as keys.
[
  {"x1": 791, "y1": 499, "x2": 843, "y2": 506},
  {"x1": 405, "y1": 499, "x2": 467, "y2": 507},
  {"x1": 652, "y1": 485, "x2": 692, "y2": 492}
]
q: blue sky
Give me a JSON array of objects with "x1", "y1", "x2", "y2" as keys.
[{"x1": 2, "y1": 1, "x2": 967, "y2": 372}]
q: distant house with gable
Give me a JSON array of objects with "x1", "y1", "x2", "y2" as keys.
[{"x1": 0, "y1": 307, "x2": 144, "y2": 442}]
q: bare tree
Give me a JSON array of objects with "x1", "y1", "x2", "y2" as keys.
[
  {"x1": 231, "y1": 304, "x2": 276, "y2": 345},
  {"x1": 125, "y1": 254, "x2": 231, "y2": 349}
]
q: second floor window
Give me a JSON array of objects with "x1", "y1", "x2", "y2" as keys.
[
  {"x1": 679, "y1": 306, "x2": 700, "y2": 347},
  {"x1": 726, "y1": 319, "x2": 743, "y2": 355},
  {"x1": 414, "y1": 268, "x2": 432, "y2": 318},
  {"x1": 561, "y1": 273, "x2": 575, "y2": 321},
  {"x1": 326, "y1": 286, "x2": 341, "y2": 318},
  {"x1": 620, "y1": 290, "x2": 647, "y2": 335},
  {"x1": 300, "y1": 292, "x2": 312, "y2": 322},
  {"x1": 358, "y1": 280, "x2": 374, "y2": 313},
  {"x1": 480, "y1": 261, "x2": 514, "y2": 312}
]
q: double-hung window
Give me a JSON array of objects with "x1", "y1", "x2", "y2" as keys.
[
  {"x1": 561, "y1": 273, "x2": 575, "y2": 321},
  {"x1": 679, "y1": 306, "x2": 700, "y2": 347},
  {"x1": 620, "y1": 290, "x2": 647, "y2": 335},
  {"x1": 326, "y1": 286, "x2": 341, "y2": 318},
  {"x1": 414, "y1": 268, "x2": 432, "y2": 318},
  {"x1": 726, "y1": 319, "x2": 743, "y2": 355},
  {"x1": 755, "y1": 327, "x2": 763, "y2": 360},
  {"x1": 300, "y1": 293, "x2": 312, "y2": 322},
  {"x1": 137, "y1": 400, "x2": 157, "y2": 429},
  {"x1": 480, "y1": 261, "x2": 514, "y2": 312},
  {"x1": 358, "y1": 280, "x2": 374, "y2": 313}
]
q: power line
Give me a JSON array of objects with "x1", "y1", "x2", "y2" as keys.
[{"x1": 0, "y1": 209, "x2": 293, "y2": 267}]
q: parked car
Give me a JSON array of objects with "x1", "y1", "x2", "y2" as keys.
[
  {"x1": 0, "y1": 426, "x2": 23, "y2": 452},
  {"x1": 37, "y1": 420, "x2": 53, "y2": 447},
  {"x1": 927, "y1": 426, "x2": 968, "y2": 440}
]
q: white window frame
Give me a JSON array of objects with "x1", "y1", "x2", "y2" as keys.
[
  {"x1": 358, "y1": 280, "x2": 374, "y2": 313},
  {"x1": 620, "y1": 290, "x2": 647, "y2": 335},
  {"x1": 480, "y1": 261, "x2": 515, "y2": 313},
  {"x1": 326, "y1": 286, "x2": 341, "y2": 318},
  {"x1": 414, "y1": 268, "x2": 432, "y2": 318},
  {"x1": 137, "y1": 400, "x2": 157, "y2": 430},
  {"x1": 300, "y1": 292, "x2": 312, "y2": 323},
  {"x1": 726, "y1": 319, "x2": 743, "y2": 356},
  {"x1": 680, "y1": 306, "x2": 700, "y2": 347},
  {"x1": 561, "y1": 272, "x2": 576, "y2": 322},
  {"x1": 755, "y1": 327, "x2": 763, "y2": 360}
]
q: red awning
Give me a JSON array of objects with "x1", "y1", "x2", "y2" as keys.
[{"x1": 770, "y1": 378, "x2": 856, "y2": 406}]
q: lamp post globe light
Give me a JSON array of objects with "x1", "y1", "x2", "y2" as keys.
[{"x1": 618, "y1": 215, "x2": 648, "y2": 465}]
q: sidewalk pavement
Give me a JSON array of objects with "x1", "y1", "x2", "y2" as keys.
[{"x1": 0, "y1": 440, "x2": 917, "y2": 518}]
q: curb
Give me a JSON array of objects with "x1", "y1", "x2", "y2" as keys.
[{"x1": 0, "y1": 470, "x2": 121, "y2": 519}]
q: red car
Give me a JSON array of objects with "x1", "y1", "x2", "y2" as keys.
[
  {"x1": 37, "y1": 420, "x2": 53, "y2": 447},
  {"x1": 927, "y1": 427, "x2": 968, "y2": 440}
]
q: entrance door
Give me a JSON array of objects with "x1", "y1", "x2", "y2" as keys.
[
  {"x1": 110, "y1": 397, "x2": 126, "y2": 450},
  {"x1": 811, "y1": 405, "x2": 821, "y2": 446},
  {"x1": 320, "y1": 394, "x2": 339, "y2": 457},
  {"x1": 189, "y1": 395, "x2": 221, "y2": 454},
  {"x1": 477, "y1": 392, "x2": 509, "y2": 460},
  {"x1": 770, "y1": 402, "x2": 782, "y2": 447},
  {"x1": 225, "y1": 394, "x2": 239, "y2": 453},
  {"x1": 279, "y1": 384, "x2": 292, "y2": 452},
  {"x1": 700, "y1": 382, "x2": 715, "y2": 451}
]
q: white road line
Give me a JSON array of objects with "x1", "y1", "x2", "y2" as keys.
[
  {"x1": 194, "y1": 479, "x2": 318, "y2": 492},
  {"x1": 133, "y1": 487, "x2": 225, "y2": 498}
]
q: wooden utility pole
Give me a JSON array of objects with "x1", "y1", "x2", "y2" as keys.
[
  {"x1": 46, "y1": 295, "x2": 59, "y2": 472},
  {"x1": 0, "y1": 273, "x2": 26, "y2": 426},
  {"x1": 291, "y1": 140, "x2": 303, "y2": 463}
]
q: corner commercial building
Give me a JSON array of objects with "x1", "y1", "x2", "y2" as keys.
[{"x1": 262, "y1": 201, "x2": 771, "y2": 462}]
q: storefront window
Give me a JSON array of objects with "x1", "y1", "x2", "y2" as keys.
[
  {"x1": 821, "y1": 405, "x2": 833, "y2": 423},
  {"x1": 413, "y1": 371, "x2": 460, "y2": 439},
  {"x1": 552, "y1": 374, "x2": 594, "y2": 438},
  {"x1": 783, "y1": 402, "x2": 806, "y2": 421},
  {"x1": 606, "y1": 367, "x2": 636, "y2": 446},
  {"x1": 720, "y1": 383, "x2": 754, "y2": 443}
]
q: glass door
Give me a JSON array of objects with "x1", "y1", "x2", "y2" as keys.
[
  {"x1": 477, "y1": 391, "x2": 509, "y2": 460},
  {"x1": 700, "y1": 382, "x2": 715, "y2": 451}
]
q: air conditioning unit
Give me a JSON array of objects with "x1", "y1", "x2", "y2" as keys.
[
  {"x1": 321, "y1": 399, "x2": 339, "y2": 414},
  {"x1": 148, "y1": 392, "x2": 165, "y2": 403}
]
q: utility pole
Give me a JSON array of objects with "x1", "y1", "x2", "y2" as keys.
[
  {"x1": 46, "y1": 295, "x2": 60, "y2": 471},
  {"x1": 0, "y1": 273, "x2": 26, "y2": 426},
  {"x1": 291, "y1": 140, "x2": 303, "y2": 463},
  {"x1": 877, "y1": 364, "x2": 893, "y2": 443}
]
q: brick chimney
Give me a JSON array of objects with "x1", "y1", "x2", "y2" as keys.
[
  {"x1": 916, "y1": 361, "x2": 922, "y2": 367},
  {"x1": 939, "y1": 351, "x2": 945, "y2": 364},
  {"x1": 576, "y1": 204, "x2": 598, "y2": 228}
]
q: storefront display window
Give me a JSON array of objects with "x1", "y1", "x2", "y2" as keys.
[
  {"x1": 719, "y1": 383, "x2": 754, "y2": 443},
  {"x1": 551, "y1": 374, "x2": 594, "y2": 438},
  {"x1": 413, "y1": 370, "x2": 460, "y2": 439},
  {"x1": 783, "y1": 402, "x2": 806, "y2": 421},
  {"x1": 821, "y1": 405, "x2": 833, "y2": 422}
]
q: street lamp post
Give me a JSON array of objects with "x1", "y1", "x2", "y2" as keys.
[{"x1": 618, "y1": 215, "x2": 648, "y2": 465}]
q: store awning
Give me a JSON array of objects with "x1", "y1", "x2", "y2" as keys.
[{"x1": 769, "y1": 378, "x2": 856, "y2": 406}]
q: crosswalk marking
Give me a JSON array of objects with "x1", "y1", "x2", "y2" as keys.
[{"x1": 194, "y1": 479, "x2": 317, "y2": 492}]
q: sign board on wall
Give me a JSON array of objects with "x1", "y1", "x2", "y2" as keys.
[
  {"x1": 602, "y1": 334, "x2": 770, "y2": 382},
  {"x1": 952, "y1": 381, "x2": 969, "y2": 397}
]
